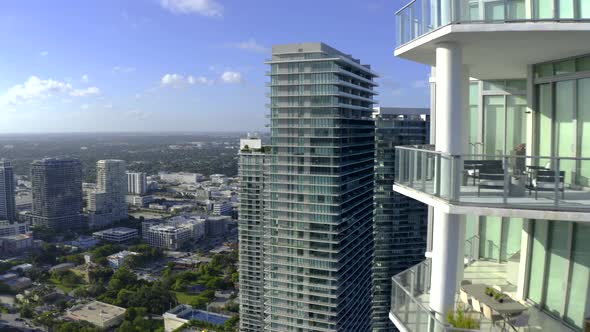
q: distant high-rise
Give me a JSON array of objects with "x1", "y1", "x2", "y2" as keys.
[
  {"x1": 265, "y1": 43, "x2": 377, "y2": 331},
  {"x1": 127, "y1": 172, "x2": 147, "y2": 195},
  {"x1": 31, "y1": 158, "x2": 83, "y2": 230},
  {"x1": 371, "y1": 107, "x2": 429, "y2": 332},
  {"x1": 88, "y1": 160, "x2": 127, "y2": 229},
  {"x1": 237, "y1": 138, "x2": 267, "y2": 332},
  {"x1": 0, "y1": 160, "x2": 17, "y2": 222}
]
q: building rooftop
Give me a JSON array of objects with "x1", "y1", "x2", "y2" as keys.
[
  {"x1": 66, "y1": 301, "x2": 126, "y2": 326},
  {"x1": 94, "y1": 227, "x2": 138, "y2": 235}
]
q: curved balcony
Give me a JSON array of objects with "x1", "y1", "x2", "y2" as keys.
[
  {"x1": 393, "y1": 145, "x2": 590, "y2": 221},
  {"x1": 396, "y1": 0, "x2": 590, "y2": 47}
]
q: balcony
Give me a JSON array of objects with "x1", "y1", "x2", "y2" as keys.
[
  {"x1": 394, "y1": 1, "x2": 590, "y2": 79},
  {"x1": 396, "y1": 0, "x2": 590, "y2": 47},
  {"x1": 393, "y1": 146, "x2": 590, "y2": 221},
  {"x1": 390, "y1": 258, "x2": 576, "y2": 332}
]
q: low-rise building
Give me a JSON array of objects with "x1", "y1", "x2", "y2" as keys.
[
  {"x1": 205, "y1": 216, "x2": 229, "y2": 237},
  {"x1": 49, "y1": 263, "x2": 75, "y2": 273},
  {"x1": 163, "y1": 304, "x2": 231, "y2": 332},
  {"x1": 210, "y1": 174, "x2": 227, "y2": 184},
  {"x1": 159, "y1": 172, "x2": 204, "y2": 184},
  {"x1": 0, "y1": 221, "x2": 28, "y2": 236},
  {"x1": 68, "y1": 235, "x2": 100, "y2": 250},
  {"x1": 143, "y1": 224, "x2": 192, "y2": 250},
  {"x1": 211, "y1": 201, "x2": 232, "y2": 216},
  {"x1": 107, "y1": 250, "x2": 139, "y2": 269},
  {"x1": 66, "y1": 301, "x2": 126, "y2": 329},
  {"x1": 93, "y1": 227, "x2": 138, "y2": 243},
  {"x1": 125, "y1": 194, "x2": 154, "y2": 207}
]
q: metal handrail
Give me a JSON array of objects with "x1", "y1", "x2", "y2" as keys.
[
  {"x1": 394, "y1": 0, "x2": 417, "y2": 15},
  {"x1": 394, "y1": 145, "x2": 590, "y2": 161}
]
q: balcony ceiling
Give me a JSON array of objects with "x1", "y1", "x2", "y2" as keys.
[{"x1": 394, "y1": 22, "x2": 590, "y2": 80}]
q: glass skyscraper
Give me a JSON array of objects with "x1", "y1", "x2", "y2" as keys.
[
  {"x1": 371, "y1": 107, "x2": 429, "y2": 332},
  {"x1": 265, "y1": 43, "x2": 377, "y2": 331},
  {"x1": 0, "y1": 160, "x2": 17, "y2": 222}
]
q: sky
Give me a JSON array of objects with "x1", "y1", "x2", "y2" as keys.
[{"x1": 0, "y1": 0, "x2": 430, "y2": 133}]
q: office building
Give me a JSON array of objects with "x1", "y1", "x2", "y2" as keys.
[
  {"x1": 143, "y1": 223, "x2": 192, "y2": 250},
  {"x1": 210, "y1": 174, "x2": 227, "y2": 184},
  {"x1": 0, "y1": 220, "x2": 28, "y2": 237},
  {"x1": 30, "y1": 158, "x2": 83, "y2": 230},
  {"x1": 238, "y1": 137, "x2": 268, "y2": 332},
  {"x1": 205, "y1": 215, "x2": 229, "y2": 237},
  {"x1": 0, "y1": 160, "x2": 16, "y2": 222},
  {"x1": 371, "y1": 107, "x2": 429, "y2": 332},
  {"x1": 88, "y1": 160, "x2": 127, "y2": 229},
  {"x1": 211, "y1": 200, "x2": 232, "y2": 216},
  {"x1": 389, "y1": 3, "x2": 590, "y2": 332},
  {"x1": 159, "y1": 172, "x2": 204, "y2": 184},
  {"x1": 93, "y1": 227, "x2": 139, "y2": 243},
  {"x1": 265, "y1": 43, "x2": 377, "y2": 331},
  {"x1": 127, "y1": 172, "x2": 147, "y2": 195}
]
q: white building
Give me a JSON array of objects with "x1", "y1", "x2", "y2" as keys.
[
  {"x1": 66, "y1": 301, "x2": 126, "y2": 329},
  {"x1": 168, "y1": 215, "x2": 206, "y2": 240},
  {"x1": 107, "y1": 250, "x2": 139, "y2": 269},
  {"x1": 93, "y1": 227, "x2": 138, "y2": 243},
  {"x1": 127, "y1": 172, "x2": 147, "y2": 195},
  {"x1": 389, "y1": 2, "x2": 590, "y2": 332},
  {"x1": 0, "y1": 220, "x2": 28, "y2": 237},
  {"x1": 158, "y1": 172, "x2": 204, "y2": 184},
  {"x1": 125, "y1": 194, "x2": 154, "y2": 207},
  {"x1": 143, "y1": 224, "x2": 192, "y2": 250},
  {"x1": 88, "y1": 160, "x2": 128, "y2": 229},
  {"x1": 210, "y1": 174, "x2": 227, "y2": 185},
  {"x1": 211, "y1": 201, "x2": 233, "y2": 216}
]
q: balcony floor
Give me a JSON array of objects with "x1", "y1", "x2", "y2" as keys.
[{"x1": 395, "y1": 260, "x2": 576, "y2": 332}]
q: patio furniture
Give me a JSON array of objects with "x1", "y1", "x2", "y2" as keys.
[
  {"x1": 460, "y1": 289, "x2": 471, "y2": 307},
  {"x1": 465, "y1": 160, "x2": 504, "y2": 185},
  {"x1": 527, "y1": 170, "x2": 565, "y2": 199},
  {"x1": 493, "y1": 285, "x2": 503, "y2": 293},
  {"x1": 478, "y1": 168, "x2": 505, "y2": 196},
  {"x1": 461, "y1": 284, "x2": 528, "y2": 328},
  {"x1": 461, "y1": 280, "x2": 472, "y2": 286},
  {"x1": 482, "y1": 303, "x2": 504, "y2": 330},
  {"x1": 471, "y1": 297, "x2": 483, "y2": 314},
  {"x1": 507, "y1": 312, "x2": 530, "y2": 331}
]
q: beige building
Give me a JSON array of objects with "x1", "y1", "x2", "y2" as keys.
[{"x1": 66, "y1": 301, "x2": 126, "y2": 329}]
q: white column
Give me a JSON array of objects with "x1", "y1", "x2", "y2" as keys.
[{"x1": 430, "y1": 41, "x2": 468, "y2": 322}]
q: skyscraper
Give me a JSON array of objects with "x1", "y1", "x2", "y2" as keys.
[
  {"x1": 88, "y1": 160, "x2": 127, "y2": 229},
  {"x1": 371, "y1": 107, "x2": 429, "y2": 332},
  {"x1": 237, "y1": 138, "x2": 267, "y2": 332},
  {"x1": 31, "y1": 158, "x2": 83, "y2": 230},
  {"x1": 0, "y1": 160, "x2": 17, "y2": 222},
  {"x1": 265, "y1": 43, "x2": 377, "y2": 331},
  {"x1": 127, "y1": 172, "x2": 147, "y2": 195},
  {"x1": 389, "y1": 2, "x2": 590, "y2": 332}
]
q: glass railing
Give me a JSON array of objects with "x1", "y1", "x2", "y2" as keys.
[
  {"x1": 390, "y1": 259, "x2": 480, "y2": 332},
  {"x1": 394, "y1": 146, "x2": 590, "y2": 212},
  {"x1": 395, "y1": 0, "x2": 590, "y2": 47}
]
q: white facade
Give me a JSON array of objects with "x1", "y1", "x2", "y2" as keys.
[
  {"x1": 125, "y1": 194, "x2": 154, "y2": 207},
  {"x1": 158, "y1": 172, "x2": 204, "y2": 184},
  {"x1": 127, "y1": 172, "x2": 147, "y2": 195},
  {"x1": 143, "y1": 224, "x2": 192, "y2": 250},
  {"x1": 88, "y1": 160, "x2": 128, "y2": 228},
  {"x1": 93, "y1": 227, "x2": 138, "y2": 243},
  {"x1": 210, "y1": 174, "x2": 227, "y2": 184},
  {"x1": 107, "y1": 250, "x2": 138, "y2": 269}
]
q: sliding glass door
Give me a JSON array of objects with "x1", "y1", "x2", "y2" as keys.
[
  {"x1": 577, "y1": 79, "x2": 590, "y2": 187},
  {"x1": 555, "y1": 80, "x2": 576, "y2": 185}
]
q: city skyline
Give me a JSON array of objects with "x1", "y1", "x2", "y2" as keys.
[{"x1": 0, "y1": 0, "x2": 429, "y2": 133}]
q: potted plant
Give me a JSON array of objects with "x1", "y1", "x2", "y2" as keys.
[
  {"x1": 447, "y1": 304, "x2": 480, "y2": 329},
  {"x1": 493, "y1": 292, "x2": 505, "y2": 303},
  {"x1": 485, "y1": 287, "x2": 494, "y2": 297}
]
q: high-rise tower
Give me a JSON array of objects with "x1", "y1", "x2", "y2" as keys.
[
  {"x1": 31, "y1": 158, "x2": 83, "y2": 230},
  {"x1": 265, "y1": 43, "x2": 377, "y2": 331},
  {"x1": 0, "y1": 160, "x2": 17, "y2": 222},
  {"x1": 237, "y1": 138, "x2": 268, "y2": 332},
  {"x1": 88, "y1": 160, "x2": 127, "y2": 228}
]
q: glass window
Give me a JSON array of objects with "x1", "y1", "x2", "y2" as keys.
[
  {"x1": 501, "y1": 218, "x2": 523, "y2": 262},
  {"x1": 576, "y1": 56, "x2": 590, "y2": 72},
  {"x1": 480, "y1": 216, "x2": 502, "y2": 260},
  {"x1": 538, "y1": 84, "x2": 553, "y2": 157},
  {"x1": 484, "y1": 95, "x2": 506, "y2": 154},
  {"x1": 535, "y1": 0, "x2": 555, "y2": 19},
  {"x1": 582, "y1": 0, "x2": 590, "y2": 19},
  {"x1": 485, "y1": 1, "x2": 505, "y2": 21},
  {"x1": 507, "y1": 0, "x2": 526, "y2": 20},
  {"x1": 555, "y1": 60, "x2": 575, "y2": 75},
  {"x1": 528, "y1": 220, "x2": 548, "y2": 303},
  {"x1": 535, "y1": 63, "x2": 553, "y2": 79},
  {"x1": 506, "y1": 79, "x2": 526, "y2": 92},
  {"x1": 558, "y1": 0, "x2": 575, "y2": 19},
  {"x1": 506, "y1": 95, "x2": 527, "y2": 154},
  {"x1": 469, "y1": 82, "x2": 480, "y2": 153},
  {"x1": 483, "y1": 80, "x2": 505, "y2": 91},
  {"x1": 578, "y1": 78, "x2": 590, "y2": 187},
  {"x1": 564, "y1": 223, "x2": 590, "y2": 330},
  {"x1": 544, "y1": 222, "x2": 569, "y2": 315},
  {"x1": 555, "y1": 80, "x2": 576, "y2": 185}
]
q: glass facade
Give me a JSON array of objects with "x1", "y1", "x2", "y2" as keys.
[
  {"x1": 266, "y1": 44, "x2": 376, "y2": 331},
  {"x1": 371, "y1": 109, "x2": 429, "y2": 332},
  {"x1": 527, "y1": 220, "x2": 590, "y2": 331}
]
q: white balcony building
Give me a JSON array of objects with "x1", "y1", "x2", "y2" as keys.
[{"x1": 390, "y1": 2, "x2": 590, "y2": 332}]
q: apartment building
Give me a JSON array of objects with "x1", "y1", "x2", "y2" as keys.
[{"x1": 389, "y1": 2, "x2": 590, "y2": 332}]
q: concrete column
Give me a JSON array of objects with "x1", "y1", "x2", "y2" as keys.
[
  {"x1": 430, "y1": 42, "x2": 468, "y2": 323},
  {"x1": 430, "y1": 209, "x2": 465, "y2": 318}
]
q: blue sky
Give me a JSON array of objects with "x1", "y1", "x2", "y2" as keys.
[{"x1": 0, "y1": 0, "x2": 430, "y2": 133}]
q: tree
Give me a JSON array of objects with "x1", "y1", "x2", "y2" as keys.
[{"x1": 19, "y1": 304, "x2": 34, "y2": 318}]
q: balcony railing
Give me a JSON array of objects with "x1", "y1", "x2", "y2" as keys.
[
  {"x1": 394, "y1": 145, "x2": 590, "y2": 212},
  {"x1": 390, "y1": 259, "x2": 479, "y2": 332},
  {"x1": 395, "y1": 0, "x2": 590, "y2": 47}
]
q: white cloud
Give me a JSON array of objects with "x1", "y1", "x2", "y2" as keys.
[
  {"x1": 40, "y1": 51, "x2": 48, "y2": 57},
  {"x1": 81, "y1": 74, "x2": 89, "y2": 83},
  {"x1": 70, "y1": 87, "x2": 100, "y2": 97},
  {"x1": 159, "y1": 0, "x2": 223, "y2": 17},
  {"x1": 232, "y1": 39, "x2": 268, "y2": 53},
  {"x1": 220, "y1": 71, "x2": 242, "y2": 84},
  {"x1": 0, "y1": 76, "x2": 100, "y2": 107},
  {"x1": 161, "y1": 73, "x2": 214, "y2": 87},
  {"x1": 112, "y1": 66, "x2": 136, "y2": 74}
]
